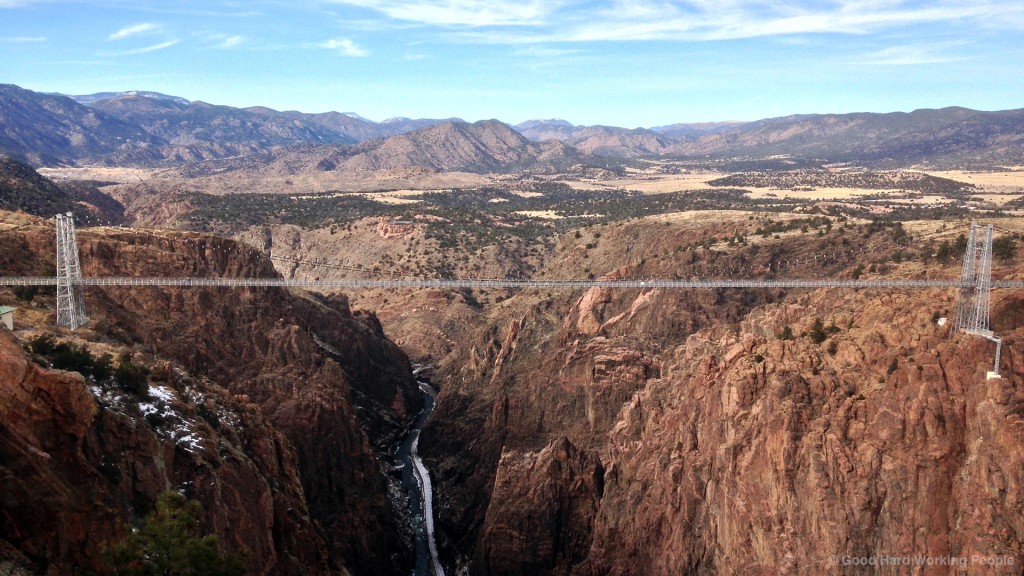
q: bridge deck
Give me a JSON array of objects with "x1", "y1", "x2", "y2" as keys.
[{"x1": 0, "y1": 276, "x2": 1021, "y2": 289}]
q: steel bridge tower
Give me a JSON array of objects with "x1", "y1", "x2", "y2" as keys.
[
  {"x1": 952, "y1": 223, "x2": 1001, "y2": 377},
  {"x1": 55, "y1": 213, "x2": 87, "y2": 329}
]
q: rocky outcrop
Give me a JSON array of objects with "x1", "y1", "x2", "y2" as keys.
[
  {"x1": 0, "y1": 156, "x2": 126, "y2": 225},
  {"x1": 377, "y1": 218, "x2": 417, "y2": 238},
  {"x1": 0, "y1": 329, "x2": 331, "y2": 575},
  {"x1": 475, "y1": 437, "x2": 604, "y2": 574},
  {"x1": 423, "y1": 230, "x2": 1024, "y2": 575},
  {"x1": 0, "y1": 218, "x2": 420, "y2": 575}
]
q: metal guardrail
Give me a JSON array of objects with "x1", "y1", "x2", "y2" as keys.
[{"x1": 0, "y1": 276, "x2": 1021, "y2": 290}]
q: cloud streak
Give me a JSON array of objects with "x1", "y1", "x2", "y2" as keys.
[
  {"x1": 325, "y1": 0, "x2": 1024, "y2": 42},
  {"x1": 116, "y1": 39, "x2": 179, "y2": 55},
  {"x1": 324, "y1": 0, "x2": 560, "y2": 27},
  {"x1": 855, "y1": 43, "x2": 970, "y2": 66},
  {"x1": 320, "y1": 37, "x2": 368, "y2": 56},
  {"x1": 219, "y1": 35, "x2": 245, "y2": 48},
  {"x1": 108, "y1": 22, "x2": 161, "y2": 41},
  {"x1": 0, "y1": 35, "x2": 46, "y2": 42}
]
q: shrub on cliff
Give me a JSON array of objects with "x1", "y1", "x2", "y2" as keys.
[
  {"x1": 105, "y1": 491, "x2": 245, "y2": 576},
  {"x1": 114, "y1": 352, "x2": 149, "y2": 397},
  {"x1": 993, "y1": 236, "x2": 1016, "y2": 262},
  {"x1": 28, "y1": 335, "x2": 113, "y2": 382},
  {"x1": 809, "y1": 318, "x2": 828, "y2": 344}
]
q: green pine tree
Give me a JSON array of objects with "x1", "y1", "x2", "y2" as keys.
[{"x1": 106, "y1": 492, "x2": 245, "y2": 576}]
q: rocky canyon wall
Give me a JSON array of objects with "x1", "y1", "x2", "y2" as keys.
[
  {"x1": 0, "y1": 218, "x2": 421, "y2": 575},
  {"x1": 423, "y1": 232, "x2": 1024, "y2": 575}
]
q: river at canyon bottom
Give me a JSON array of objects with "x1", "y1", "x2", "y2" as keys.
[{"x1": 397, "y1": 377, "x2": 444, "y2": 576}]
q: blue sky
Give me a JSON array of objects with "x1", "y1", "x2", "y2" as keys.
[{"x1": 1, "y1": 0, "x2": 1022, "y2": 127}]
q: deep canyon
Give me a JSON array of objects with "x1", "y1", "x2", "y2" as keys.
[{"x1": 1, "y1": 180, "x2": 1023, "y2": 576}]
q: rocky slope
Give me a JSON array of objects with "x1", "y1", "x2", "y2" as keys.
[
  {"x1": 0, "y1": 328, "x2": 331, "y2": 575},
  {"x1": 0, "y1": 214, "x2": 421, "y2": 574},
  {"x1": 8, "y1": 83, "x2": 1024, "y2": 171},
  {"x1": 651, "y1": 121, "x2": 747, "y2": 139},
  {"x1": 0, "y1": 155, "x2": 125, "y2": 224},
  {"x1": 0, "y1": 84, "x2": 166, "y2": 167},
  {"x1": 160, "y1": 119, "x2": 584, "y2": 193},
  {"x1": 421, "y1": 217, "x2": 1024, "y2": 574},
  {"x1": 271, "y1": 119, "x2": 582, "y2": 175},
  {"x1": 515, "y1": 122, "x2": 675, "y2": 157},
  {"x1": 91, "y1": 95, "x2": 357, "y2": 159}
]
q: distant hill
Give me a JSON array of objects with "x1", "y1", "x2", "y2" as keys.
[
  {"x1": 345, "y1": 119, "x2": 573, "y2": 173},
  {"x1": 0, "y1": 84, "x2": 166, "y2": 166},
  {"x1": 91, "y1": 95, "x2": 358, "y2": 156},
  {"x1": 513, "y1": 119, "x2": 575, "y2": 133},
  {"x1": 651, "y1": 121, "x2": 747, "y2": 139},
  {"x1": 3, "y1": 84, "x2": 1023, "y2": 169},
  {"x1": 277, "y1": 110, "x2": 388, "y2": 142},
  {"x1": 180, "y1": 119, "x2": 585, "y2": 179},
  {"x1": 0, "y1": 155, "x2": 125, "y2": 223},
  {"x1": 67, "y1": 90, "x2": 191, "y2": 107},
  {"x1": 0, "y1": 154, "x2": 75, "y2": 215},
  {"x1": 672, "y1": 107, "x2": 1024, "y2": 167},
  {"x1": 515, "y1": 121, "x2": 675, "y2": 157},
  {"x1": 379, "y1": 117, "x2": 462, "y2": 135},
  {"x1": 513, "y1": 120, "x2": 580, "y2": 142}
]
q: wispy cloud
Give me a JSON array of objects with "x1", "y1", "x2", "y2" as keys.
[
  {"x1": 116, "y1": 39, "x2": 179, "y2": 55},
  {"x1": 219, "y1": 35, "x2": 245, "y2": 48},
  {"x1": 0, "y1": 35, "x2": 46, "y2": 42},
  {"x1": 320, "y1": 37, "x2": 368, "y2": 56},
  {"x1": 561, "y1": 2, "x2": 1016, "y2": 42},
  {"x1": 323, "y1": 0, "x2": 560, "y2": 27},
  {"x1": 513, "y1": 45, "x2": 580, "y2": 58},
  {"x1": 193, "y1": 31, "x2": 246, "y2": 48},
  {"x1": 855, "y1": 43, "x2": 970, "y2": 66},
  {"x1": 108, "y1": 22, "x2": 160, "y2": 41},
  {"x1": 339, "y1": 0, "x2": 1024, "y2": 43}
]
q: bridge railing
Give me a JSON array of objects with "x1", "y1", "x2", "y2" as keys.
[{"x1": 1, "y1": 276, "x2": 1021, "y2": 290}]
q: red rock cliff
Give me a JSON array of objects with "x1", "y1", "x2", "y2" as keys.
[
  {"x1": 0, "y1": 327, "x2": 331, "y2": 574},
  {"x1": 0, "y1": 219, "x2": 421, "y2": 575},
  {"x1": 423, "y1": 240, "x2": 1024, "y2": 575}
]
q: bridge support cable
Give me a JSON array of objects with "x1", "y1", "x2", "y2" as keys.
[{"x1": 55, "y1": 213, "x2": 87, "y2": 329}]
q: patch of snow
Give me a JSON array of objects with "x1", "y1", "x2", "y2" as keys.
[{"x1": 148, "y1": 385, "x2": 175, "y2": 403}]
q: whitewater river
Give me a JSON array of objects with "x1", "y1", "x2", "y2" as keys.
[{"x1": 397, "y1": 377, "x2": 445, "y2": 576}]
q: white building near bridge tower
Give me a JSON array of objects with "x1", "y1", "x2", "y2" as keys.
[{"x1": 0, "y1": 305, "x2": 16, "y2": 330}]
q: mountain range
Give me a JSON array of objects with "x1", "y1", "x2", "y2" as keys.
[
  {"x1": 513, "y1": 121, "x2": 677, "y2": 157},
  {"x1": 173, "y1": 119, "x2": 583, "y2": 185},
  {"x1": 2, "y1": 83, "x2": 1023, "y2": 170}
]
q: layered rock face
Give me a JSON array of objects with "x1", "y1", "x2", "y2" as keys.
[
  {"x1": 423, "y1": 236, "x2": 1024, "y2": 574},
  {"x1": 0, "y1": 219, "x2": 420, "y2": 575},
  {"x1": 0, "y1": 329, "x2": 330, "y2": 575}
]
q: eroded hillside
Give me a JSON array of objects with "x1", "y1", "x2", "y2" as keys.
[
  {"x1": 419, "y1": 216, "x2": 1024, "y2": 575},
  {"x1": 0, "y1": 213, "x2": 421, "y2": 575}
]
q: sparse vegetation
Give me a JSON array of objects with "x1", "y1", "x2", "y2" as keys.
[
  {"x1": 27, "y1": 335, "x2": 152, "y2": 396},
  {"x1": 993, "y1": 236, "x2": 1017, "y2": 261},
  {"x1": 115, "y1": 352, "x2": 150, "y2": 397},
  {"x1": 104, "y1": 491, "x2": 245, "y2": 576}
]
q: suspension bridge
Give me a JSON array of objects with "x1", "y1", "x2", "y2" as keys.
[{"x1": 0, "y1": 215, "x2": 1018, "y2": 376}]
